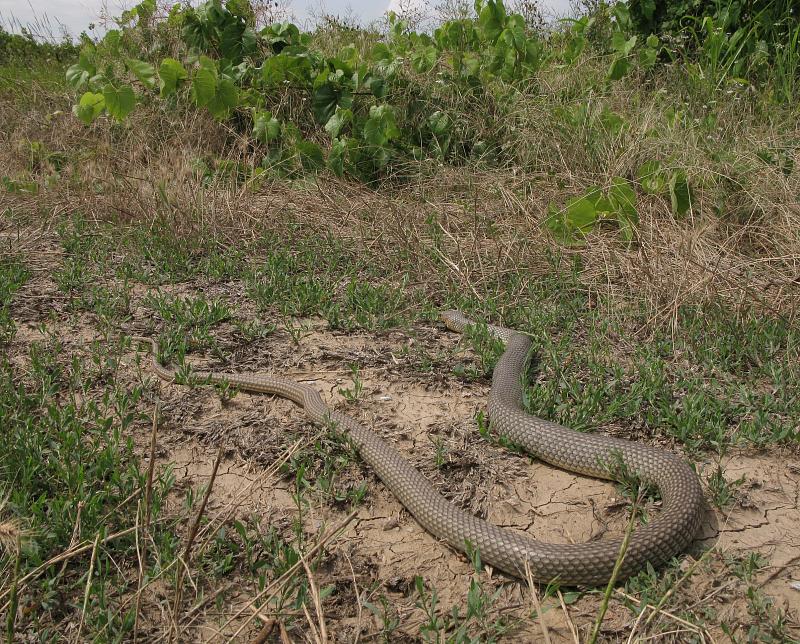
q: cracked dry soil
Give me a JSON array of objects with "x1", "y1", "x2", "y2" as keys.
[
  {"x1": 131, "y1": 322, "x2": 800, "y2": 641},
  {"x1": 3, "y1": 224, "x2": 799, "y2": 642}
]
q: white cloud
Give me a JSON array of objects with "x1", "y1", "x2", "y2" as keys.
[
  {"x1": 0, "y1": 0, "x2": 115, "y2": 38},
  {"x1": 386, "y1": 0, "x2": 426, "y2": 12}
]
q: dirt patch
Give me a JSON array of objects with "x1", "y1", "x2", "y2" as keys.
[
  {"x1": 126, "y1": 321, "x2": 800, "y2": 640},
  {"x1": 3, "y1": 219, "x2": 799, "y2": 641}
]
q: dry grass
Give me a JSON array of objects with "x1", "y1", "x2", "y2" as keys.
[
  {"x1": 2, "y1": 55, "x2": 798, "y2": 329},
  {"x1": 1, "y1": 29, "x2": 799, "y2": 640}
]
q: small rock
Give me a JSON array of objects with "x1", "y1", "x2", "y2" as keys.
[{"x1": 790, "y1": 581, "x2": 800, "y2": 592}]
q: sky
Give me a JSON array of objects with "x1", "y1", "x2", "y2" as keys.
[{"x1": 1, "y1": 0, "x2": 574, "y2": 40}]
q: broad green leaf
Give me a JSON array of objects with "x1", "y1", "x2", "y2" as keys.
[
  {"x1": 338, "y1": 44, "x2": 358, "y2": 66},
  {"x1": 192, "y1": 66, "x2": 217, "y2": 106},
  {"x1": 102, "y1": 84, "x2": 136, "y2": 120},
  {"x1": 428, "y1": 111, "x2": 451, "y2": 137},
  {"x1": 371, "y1": 42, "x2": 393, "y2": 62},
  {"x1": 66, "y1": 55, "x2": 95, "y2": 90},
  {"x1": 478, "y1": 1, "x2": 505, "y2": 42},
  {"x1": 411, "y1": 45, "x2": 438, "y2": 73},
  {"x1": 73, "y1": 91, "x2": 105, "y2": 124},
  {"x1": 607, "y1": 56, "x2": 630, "y2": 81},
  {"x1": 523, "y1": 37, "x2": 544, "y2": 72},
  {"x1": 639, "y1": 47, "x2": 657, "y2": 69},
  {"x1": 103, "y1": 29, "x2": 121, "y2": 52},
  {"x1": 564, "y1": 35, "x2": 585, "y2": 64},
  {"x1": 207, "y1": 78, "x2": 238, "y2": 119},
  {"x1": 609, "y1": 177, "x2": 638, "y2": 240},
  {"x1": 364, "y1": 75, "x2": 386, "y2": 98},
  {"x1": 127, "y1": 59, "x2": 156, "y2": 89},
  {"x1": 669, "y1": 171, "x2": 692, "y2": 216},
  {"x1": 612, "y1": 2, "x2": 632, "y2": 29},
  {"x1": 504, "y1": 15, "x2": 527, "y2": 51},
  {"x1": 197, "y1": 54, "x2": 217, "y2": 71},
  {"x1": 324, "y1": 107, "x2": 352, "y2": 138},
  {"x1": 617, "y1": 213, "x2": 637, "y2": 241},
  {"x1": 564, "y1": 195, "x2": 598, "y2": 231},
  {"x1": 362, "y1": 118, "x2": 384, "y2": 146},
  {"x1": 220, "y1": 22, "x2": 256, "y2": 62},
  {"x1": 544, "y1": 204, "x2": 583, "y2": 246},
  {"x1": 253, "y1": 111, "x2": 280, "y2": 143},
  {"x1": 296, "y1": 139, "x2": 324, "y2": 172},
  {"x1": 585, "y1": 186, "x2": 613, "y2": 214},
  {"x1": 363, "y1": 104, "x2": 399, "y2": 146},
  {"x1": 646, "y1": 34, "x2": 659, "y2": 49},
  {"x1": 261, "y1": 53, "x2": 312, "y2": 84},
  {"x1": 609, "y1": 177, "x2": 637, "y2": 219},
  {"x1": 637, "y1": 160, "x2": 665, "y2": 194},
  {"x1": 612, "y1": 32, "x2": 637, "y2": 56},
  {"x1": 312, "y1": 82, "x2": 339, "y2": 124},
  {"x1": 159, "y1": 58, "x2": 188, "y2": 96},
  {"x1": 328, "y1": 138, "x2": 347, "y2": 176},
  {"x1": 599, "y1": 108, "x2": 625, "y2": 135}
]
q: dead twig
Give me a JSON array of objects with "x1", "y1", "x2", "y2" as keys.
[
  {"x1": 222, "y1": 509, "x2": 359, "y2": 643},
  {"x1": 171, "y1": 445, "x2": 224, "y2": 641}
]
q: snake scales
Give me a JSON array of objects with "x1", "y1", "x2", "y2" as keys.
[{"x1": 139, "y1": 310, "x2": 703, "y2": 586}]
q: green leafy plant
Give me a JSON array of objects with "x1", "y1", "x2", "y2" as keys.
[
  {"x1": 636, "y1": 161, "x2": 693, "y2": 217},
  {"x1": 64, "y1": 0, "x2": 554, "y2": 181},
  {"x1": 545, "y1": 177, "x2": 640, "y2": 244}
]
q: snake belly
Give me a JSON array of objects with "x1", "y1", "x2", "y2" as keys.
[{"x1": 139, "y1": 312, "x2": 703, "y2": 586}]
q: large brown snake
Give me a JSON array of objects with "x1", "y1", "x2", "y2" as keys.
[{"x1": 137, "y1": 310, "x2": 704, "y2": 585}]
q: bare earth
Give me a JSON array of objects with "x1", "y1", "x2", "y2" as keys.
[{"x1": 4, "y1": 222, "x2": 799, "y2": 642}]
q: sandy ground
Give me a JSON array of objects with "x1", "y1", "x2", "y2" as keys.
[{"x1": 3, "y1": 220, "x2": 799, "y2": 641}]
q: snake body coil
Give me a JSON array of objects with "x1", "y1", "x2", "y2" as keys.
[{"x1": 140, "y1": 311, "x2": 703, "y2": 585}]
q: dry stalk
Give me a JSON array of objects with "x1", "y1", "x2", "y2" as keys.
[
  {"x1": 556, "y1": 589, "x2": 581, "y2": 644},
  {"x1": 300, "y1": 552, "x2": 328, "y2": 644},
  {"x1": 74, "y1": 532, "x2": 101, "y2": 644},
  {"x1": 524, "y1": 559, "x2": 552, "y2": 644},
  {"x1": 0, "y1": 523, "x2": 153, "y2": 613},
  {"x1": 222, "y1": 509, "x2": 358, "y2": 643},
  {"x1": 588, "y1": 493, "x2": 641, "y2": 644},
  {"x1": 171, "y1": 445, "x2": 224, "y2": 641},
  {"x1": 134, "y1": 400, "x2": 160, "y2": 642}
]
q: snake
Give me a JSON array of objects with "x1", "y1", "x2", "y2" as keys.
[{"x1": 136, "y1": 310, "x2": 704, "y2": 586}]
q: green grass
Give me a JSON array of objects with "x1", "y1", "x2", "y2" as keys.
[
  {"x1": 1, "y1": 3, "x2": 799, "y2": 638},
  {"x1": 35, "y1": 216, "x2": 800, "y2": 459},
  {"x1": 414, "y1": 546, "x2": 515, "y2": 643},
  {"x1": 2, "y1": 177, "x2": 798, "y2": 641},
  {"x1": 0, "y1": 257, "x2": 28, "y2": 342},
  {"x1": 0, "y1": 332, "x2": 174, "y2": 638}
]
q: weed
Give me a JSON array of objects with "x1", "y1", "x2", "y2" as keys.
[
  {"x1": 706, "y1": 464, "x2": 745, "y2": 509},
  {"x1": 414, "y1": 556, "x2": 513, "y2": 643},
  {"x1": 452, "y1": 320, "x2": 505, "y2": 381},
  {"x1": 362, "y1": 593, "x2": 400, "y2": 641},
  {"x1": 0, "y1": 336, "x2": 174, "y2": 638},
  {"x1": 338, "y1": 363, "x2": 364, "y2": 402},
  {"x1": 284, "y1": 423, "x2": 367, "y2": 511},
  {"x1": 727, "y1": 552, "x2": 768, "y2": 582},
  {"x1": 233, "y1": 317, "x2": 276, "y2": 342},
  {"x1": 602, "y1": 449, "x2": 660, "y2": 512},
  {"x1": 144, "y1": 291, "x2": 232, "y2": 356},
  {"x1": 0, "y1": 257, "x2": 28, "y2": 343},
  {"x1": 2, "y1": 0, "x2": 800, "y2": 639}
]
